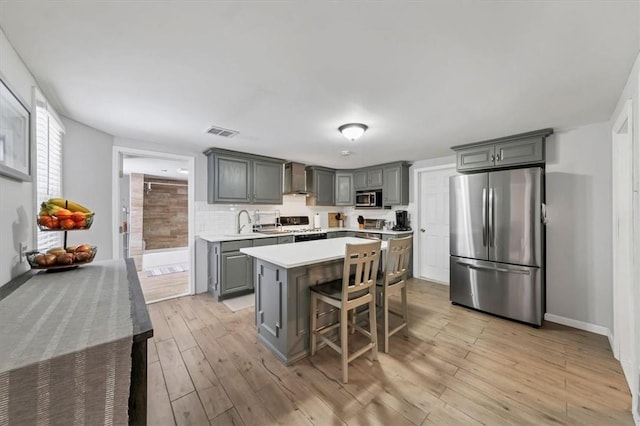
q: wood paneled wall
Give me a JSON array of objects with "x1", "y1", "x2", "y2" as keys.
[{"x1": 143, "y1": 177, "x2": 188, "y2": 250}]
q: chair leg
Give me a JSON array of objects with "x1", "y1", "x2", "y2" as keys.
[
  {"x1": 368, "y1": 298, "x2": 378, "y2": 361},
  {"x1": 341, "y1": 307, "x2": 349, "y2": 383},
  {"x1": 310, "y1": 293, "x2": 317, "y2": 356},
  {"x1": 383, "y1": 291, "x2": 390, "y2": 353},
  {"x1": 350, "y1": 308, "x2": 356, "y2": 334},
  {"x1": 401, "y1": 285, "x2": 409, "y2": 338}
]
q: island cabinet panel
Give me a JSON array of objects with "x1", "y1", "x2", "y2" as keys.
[
  {"x1": 254, "y1": 259, "x2": 342, "y2": 364},
  {"x1": 256, "y1": 263, "x2": 286, "y2": 354}
]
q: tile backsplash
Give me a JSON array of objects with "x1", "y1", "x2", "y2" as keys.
[{"x1": 196, "y1": 195, "x2": 416, "y2": 235}]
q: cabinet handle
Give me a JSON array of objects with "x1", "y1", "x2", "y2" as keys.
[
  {"x1": 490, "y1": 154, "x2": 495, "y2": 162},
  {"x1": 420, "y1": 228, "x2": 426, "y2": 232}
]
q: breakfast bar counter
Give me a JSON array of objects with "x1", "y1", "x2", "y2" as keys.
[
  {"x1": 0, "y1": 258, "x2": 153, "y2": 425},
  {"x1": 240, "y1": 237, "x2": 387, "y2": 364}
]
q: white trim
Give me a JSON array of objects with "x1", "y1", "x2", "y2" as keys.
[
  {"x1": 544, "y1": 313, "x2": 611, "y2": 337},
  {"x1": 413, "y1": 163, "x2": 456, "y2": 281},
  {"x1": 112, "y1": 146, "x2": 196, "y2": 296}
]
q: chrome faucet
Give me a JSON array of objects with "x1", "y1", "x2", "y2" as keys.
[{"x1": 236, "y1": 209, "x2": 252, "y2": 234}]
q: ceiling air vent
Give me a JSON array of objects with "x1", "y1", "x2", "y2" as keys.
[{"x1": 205, "y1": 125, "x2": 239, "y2": 138}]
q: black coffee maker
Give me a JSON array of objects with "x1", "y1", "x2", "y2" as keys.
[{"x1": 393, "y1": 210, "x2": 411, "y2": 231}]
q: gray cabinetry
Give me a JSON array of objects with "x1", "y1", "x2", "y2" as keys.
[
  {"x1": 277, "y1": 235, "x2": 294, "y2": 244},
  {"x1": 219, "y1": 240, "x2": 253, "y2": 298},
  {"x1": 205, "y1": 148, "x2": 284, "y2": 204},
  {"x1": 452, "y1": 128, "x2": 553, "y2": 173},
  {"x1": 382, "y1": 162, "x2": 410, "y2": 206},
  {"x1": 306, "y1": 166, "x2": 335, "y2": 206},
  {"x1": 354, "y1": 168, "x2": 383, "y2": 190},
  {"x1": 253, "y1": 160, "x2": 284, "y2": 204},
  {"x1": 208, "y1": 154, "x2": 252, "y2": 203},
  {"x1": 335, "y1": 171, "x2": 354, "y2": 206}
]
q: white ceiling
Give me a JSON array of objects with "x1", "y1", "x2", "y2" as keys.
[
  {"x1": 123, "y1": 156, "x2": 189, "y2": 181},
  {"x1": 1, "y1": 2, "x2": 638, "y2": 168}
]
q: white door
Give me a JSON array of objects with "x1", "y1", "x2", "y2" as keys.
[
  {"x1": 612, "y1": 100, "x2": 636, "y2": 405},
  {"x1": 417, "y1": 166, "x2": 457, "y2": 283}
]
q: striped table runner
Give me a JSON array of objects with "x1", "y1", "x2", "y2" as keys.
[{"x1": 0, "y1": 262, "x2": 133, "y2": 425}]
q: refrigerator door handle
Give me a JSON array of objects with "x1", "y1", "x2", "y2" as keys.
[
  {"x1": 488, "y1": 188, "x2": 494, "y2": 247},
  {"x1": 482, "y1": 188, "x2": 487, "y2": 246},
  {"x1": 541, "y1": 203, "x2": 549, "y2": 225},
  {"x1": 455, "y1": 260, "x2": 531, "y2": 275}
]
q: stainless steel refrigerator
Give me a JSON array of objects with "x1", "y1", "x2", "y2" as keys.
[{"x1": 449, "y1": 167, "x2": 544, "y2": 326}]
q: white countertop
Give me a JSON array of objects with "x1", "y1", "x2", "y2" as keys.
[
  {"x1": 198, "y1": 227, "x2": 412, "y2": 243},
  {"x1": 240, "y1": 237, "x2": 388, "y2": 269}
]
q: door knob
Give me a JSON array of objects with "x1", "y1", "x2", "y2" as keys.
[{"x1": 420, "y1": 228, "x2": 426, "y2": 232}]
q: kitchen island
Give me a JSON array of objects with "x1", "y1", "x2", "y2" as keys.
[{"x1": 240, "y1": 237, "x2": 387, "y2": 364}]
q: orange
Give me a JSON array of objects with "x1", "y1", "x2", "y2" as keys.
[{"x1": 60, "y1": 219, "x2": 75, "y2": 229}]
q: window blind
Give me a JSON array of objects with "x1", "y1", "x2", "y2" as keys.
[{"x1": 36, "y1": 99, "x2": 64, "y2": 250}]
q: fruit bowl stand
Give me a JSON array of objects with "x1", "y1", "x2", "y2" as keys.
[{"x1": 33, "y1": 199, "x2": 97, "y2": 272}]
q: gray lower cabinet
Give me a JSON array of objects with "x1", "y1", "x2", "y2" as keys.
[
  {"x1": 277, "y1": 235, "x2": 294, "y2": 244},
  {"x1": 335, "y1": 172, "x2": 354, "y2": 206},
  {"x1": 306, "y1": 166, "x2": 335, "y2": 206},
  {"x1": 206, "y1": 148, "x2": 284, "y2": 204},
  {"x1": 382, "y1": 163, "x2": 410, "y2": 206},
  {"x1": 452, "y1": 129, "x2": 552, "y2": 172},
  {"x1": 221, "y1": 251, "x2": 253, "y2": 296}
]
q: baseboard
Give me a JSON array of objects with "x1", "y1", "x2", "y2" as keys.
[{"x1": 544, "y1": 313, "x2": 611, "y2": 337}]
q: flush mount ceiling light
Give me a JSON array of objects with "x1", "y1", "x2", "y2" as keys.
[{"x1": 338, "y1": 123, "x2": 368, "y2": 141}]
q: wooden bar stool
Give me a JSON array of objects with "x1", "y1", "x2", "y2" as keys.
[
  {"x1": 309, "y1": 240, "x2": 382, "y2": 383},
  {"x1": 378, "y1": 235, "x2": 412, "y2": 353}
]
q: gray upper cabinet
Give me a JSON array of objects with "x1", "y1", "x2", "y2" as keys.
[
  {"x1": 452, "y1": 128, "x2": 553, "y2": 173},
  {"x1": 382, "y1": 162, "x2": 410, "y2": 205},
  {"x1": 354, "y1": 168, "x2": 383, "y2": 190},
  {"x1": 205, "y1": 148, "x2": 284, "y2": 204},
  {"x1": 335, "y1": 171, "x2": 354, "y2": 206},
  {"x1": 306, "y1": 166, "x2": 335, "y2": 206},
  {"x1": 456, "y1": 145, "x2": 495, "y2": 172},
  {"x1": 253, "y1": 160, "x2": 283, "y2": 204},
  {"x1": 209, "y1": 154, "x2": 252, "y2": 203}
]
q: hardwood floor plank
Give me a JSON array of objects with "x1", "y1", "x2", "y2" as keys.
[
  {"x1": 209, "y1": 408, "x2": 245, "y2": 426},
  {"x1": 174, "y1": 297, "x2": 207, "y2": 332},
  {"x1": 148, "y1": 337, "x2": 160, "y2": 364},
  {"x1": 256, "y1": 382, "x2": 313, "y2": 426},
  {"x1": 192, "y1": 326, "x2": 238, "y2": 379},
  {"x1": 149, "y1": 303, "x2": 174, "y2": 342},
  {"x1": 156, "y1": 338, "x2": 195, "y2": 401},
  {"x1": 147, "y1": 361, "x2": 176, "y2": 426},
  {"x1": 162, "y1": 301, "x2": 197, "y2": 351},
  {"x1": 171, "y1": 391, "x2": 210, "y2": 426},
  {"x1": 198, "y1": 384, "x2": 234, "y2": 421},
  {"x1": 423, "y1": 404, "x2": 483, "y2": 425},
  {"x1": 217, "y1": 332, "x2": 273, "y2": 392},
  {"x1": 219, "y1": 372, "x2": 277, "y2": 426},
  {"x1": 181, "y1": 346, "x2": 221, "y2": 391}
]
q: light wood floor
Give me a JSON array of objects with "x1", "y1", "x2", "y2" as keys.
[
  {"x1": 138, "y1": 271, "x2": 189, "y2": 303},
  {"x1": 146, "y1": 278, "x2": 633, "y2": 425}
]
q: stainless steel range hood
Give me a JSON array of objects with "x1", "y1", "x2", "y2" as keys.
[{"x1": 283, "y1": 162, "x2": 311, "y2": 195}]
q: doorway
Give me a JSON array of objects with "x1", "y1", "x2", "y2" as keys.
[
  {"x1": 112, "y1": 147, "x2": 195, "y2": 303},
  {"x1": 415, "y1": 164, "x2": 457, "y2": 283},
  {"x1": 612, "y1": 99, "x2": 637, "y2": 416}
]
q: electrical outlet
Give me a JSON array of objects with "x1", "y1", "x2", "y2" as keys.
[{"x1": 19, "y1": 243, "x2": 28, "y2": 263}]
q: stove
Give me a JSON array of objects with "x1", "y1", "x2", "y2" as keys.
[{"x1": 280, "y1": 216, "x2": 327, "y2": 241}]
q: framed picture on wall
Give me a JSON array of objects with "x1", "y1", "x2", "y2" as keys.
[{"x1": 0, "y1": 75, "x2": 31, "y2": 182}]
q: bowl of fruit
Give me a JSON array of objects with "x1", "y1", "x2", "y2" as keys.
[
  {"x1": 26, "y1": 245, "x2": 98, "y2": 271},
  {"x1": 37, "y1": 199, "x2": 95, "y2": 231}
]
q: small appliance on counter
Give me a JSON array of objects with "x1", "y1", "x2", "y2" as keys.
[
  {"x1": 392, "y1": 210, "x2": 411, "y2": 231},
  {"x1": 363, "y1": 218, "x2": 385, "y2": 230}
]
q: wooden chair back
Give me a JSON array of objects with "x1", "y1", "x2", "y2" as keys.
[
  {"x1": 382, "y1": 236, "x2": 413, "y2": 286},
  {"x1": 342, "y1": 240, "x2": 382, "y2": 299}
]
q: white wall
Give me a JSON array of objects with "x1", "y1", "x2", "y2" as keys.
[
  {"x1": 61, "y1": 117, "x2": 114, "y2": 261},
  {"x1": 545, "y1": 123, "x2": 613, "y2": 330},
  {"x1": 609, "y1": 51, "x2": 640, "y2": 421},
  {"x1": 0, "y1": 28, "x2": 37, "y2": 285}
]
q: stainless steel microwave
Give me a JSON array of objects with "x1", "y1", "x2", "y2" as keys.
[{"x1": 355, "y1": 190, "x2": 382, "y2": 208}]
